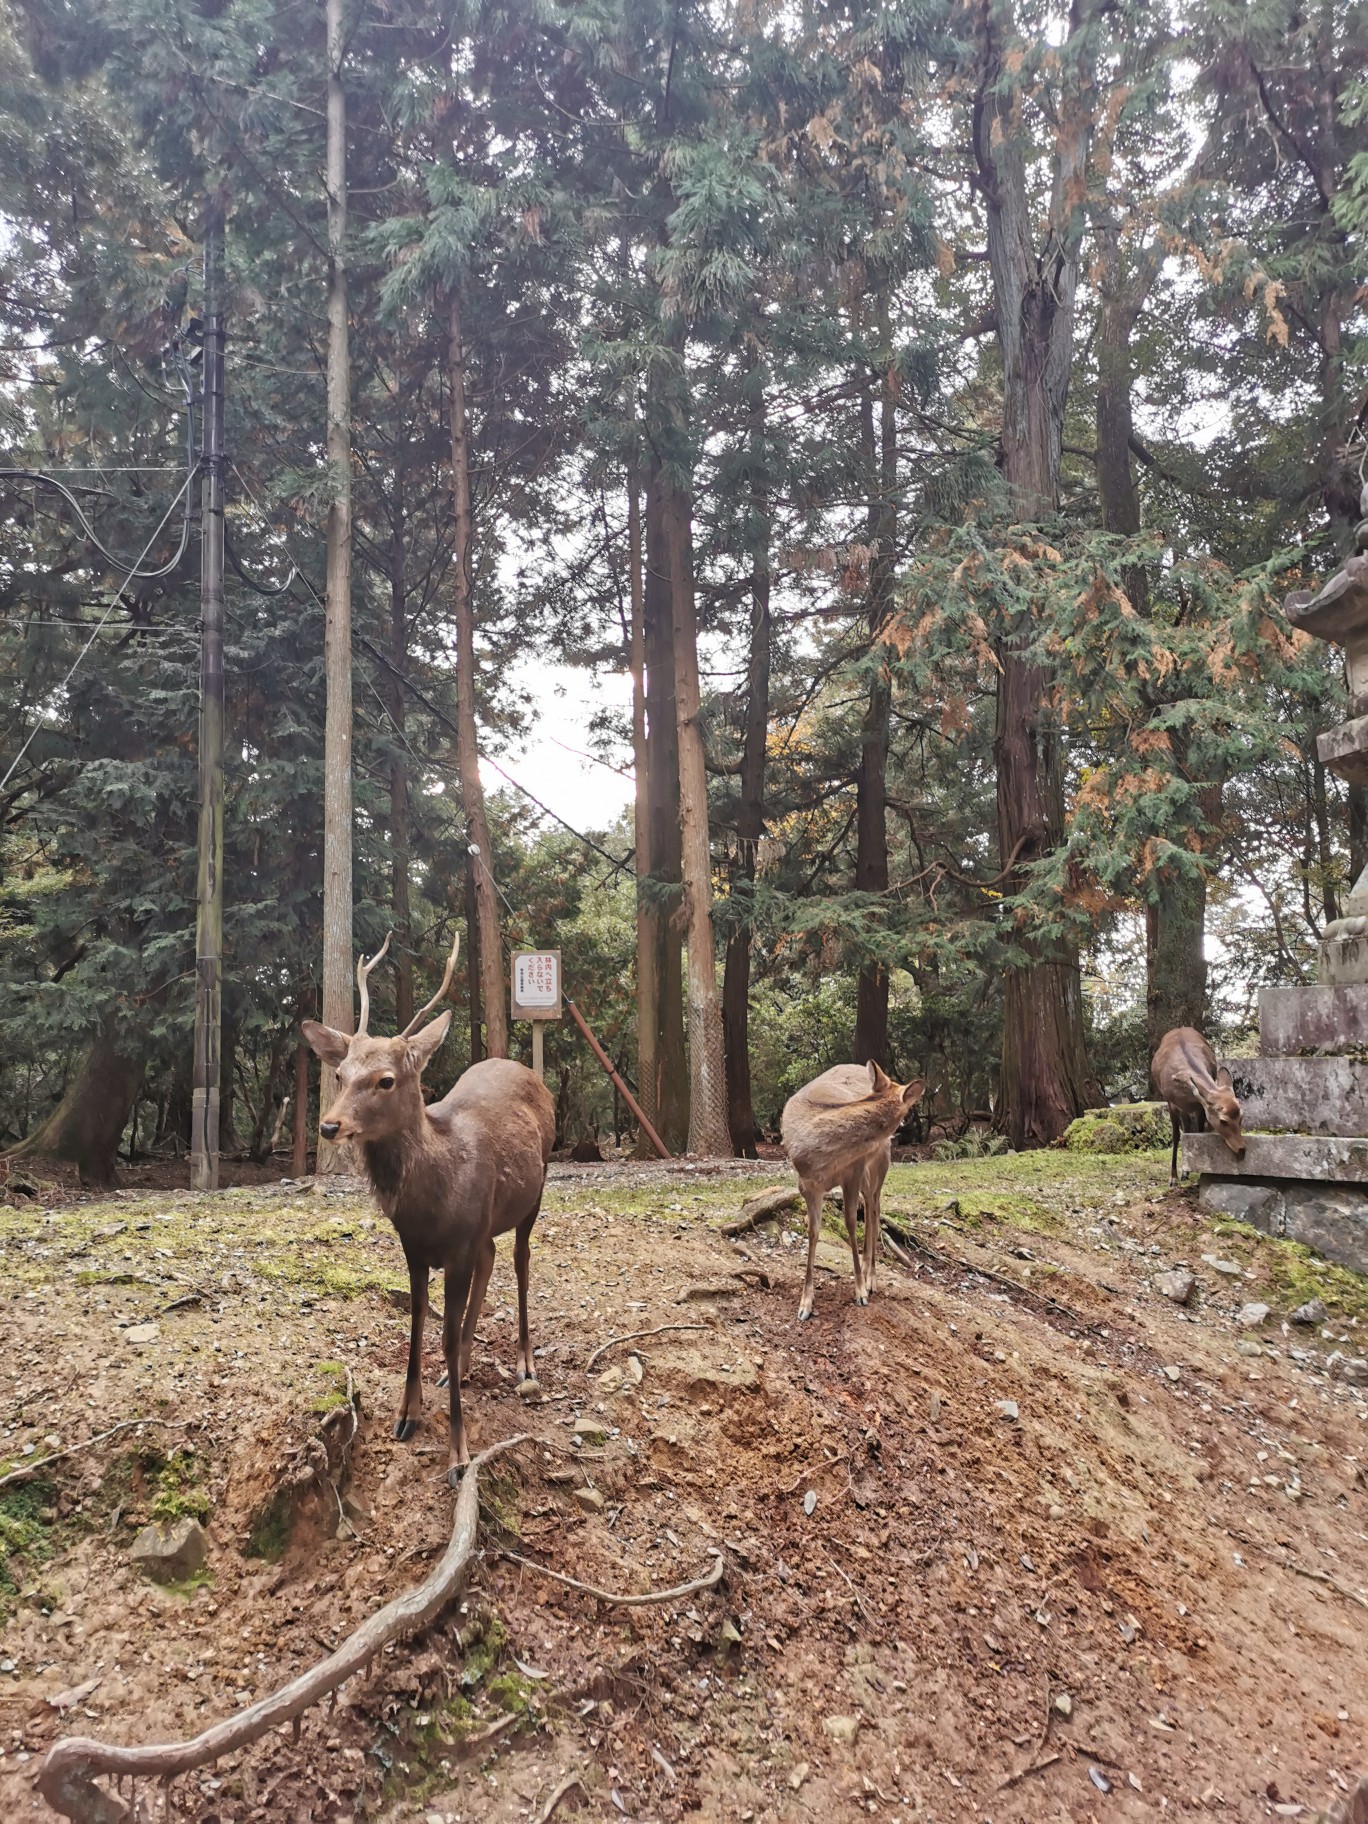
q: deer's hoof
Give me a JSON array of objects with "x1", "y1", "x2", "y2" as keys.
[
  {"x1": 797, "y1": 1307, "x2": 813, "y2": 1323},
  {"x1": 854, "y1": 1292, "x2": 869, "y2": 1307},
  {"x1": 393, "y1": 1416, "x2": 419, "y2": 1442},
  {"x1": 436, "y1": 1370, "x2": 449, "y2": 1389},
  {"x1": 446, "y1": 1461, "x2": 469, "y2": 1489}
]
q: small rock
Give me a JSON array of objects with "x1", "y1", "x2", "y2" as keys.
[
  {"x1": 1237, "y1": 1340, "x2": 1265, "y2": 1358},
  {"x1": 1327, "y1": 1353, "x2": 1368, "y2": 1386},
  {"x1": 823, "y1": 1714, "x2": 861, "y2": 1745},
  {"x1": 1048, "y1": 1503, "x2": 1066, "y2": 1520},
  {"x1": 625, "y1": 1354, "x2": 644, "y2": 1386},
  {"x1": 788, "y1": 1762, "x2": 810, "y2": 1792},
  {"x1": 596, "y1": 1365, "x2": 625, "y2": 1393},
  {"x1": 995, "y1": 1399, "x2": 1019, "y2": 1422},
  {"x1": 1237, "y1": 1302, "x2": 1271, "y2": 1328},
  {"x1": 1203, "y1": 1256, "x2": 1243, "y2": 1278},
  {"x1": 571, "y1": 1416, "x2": 611, "y2": 1444},
  {"x1": 1154, "y1": 1269, "x2": 1195, "y2": 1305},
  {"x1": 1161, "y1": 1364, "x2": 1181, "y2": 1382},
  {"x1": 929, "y1": 1391, "x2": 942, "y2": 1423},
  {"x1": 803, "y1": 1489, "x2": 817, "y2": 1516},
  {"x1": 1290, "y1": 1298, "x2": 1327, "y2": 1326},
  {"x1": 572, "y1": 1487, "x2": 605, "y2": 1513},
  {"x1": 122, "y1": 1323, "x2": 160, "y2": 1346},
  {"x1": 516, "y1": 1377, "x2": 542, "y2": 1401},
  {"x1": 1052, "y1": 1692, "x2": 1073, "y2": 1718},
  {"x1": 1089, "y1": 1766, "x2": 1112, "y2": 1794},
  {"x1": 129, "y1": 1517, "x2": 207, "y2": 1584}
]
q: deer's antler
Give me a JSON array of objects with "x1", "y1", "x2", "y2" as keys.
[
  {"x1": 355, "y1": 931, "x2": 393, "y2": 1036},
  {"x1": 399, "y1": 928, "x2": 460, "y2": 1038}
]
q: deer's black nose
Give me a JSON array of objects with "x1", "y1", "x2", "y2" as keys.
[{"x1": 320, "y1": 1121, "x2": 341, "y2": 1140}]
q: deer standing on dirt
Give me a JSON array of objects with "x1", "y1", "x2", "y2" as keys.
[
  {"x1": 302, "y1": 932, "x2": 555, "y2": 1481},
  {"x1": 781, "y1": 1062, "x2": 925, "y2": 1322},
  {"x1": 1151, "y1": 1026, "x2": 1245, "y2": 1188}
]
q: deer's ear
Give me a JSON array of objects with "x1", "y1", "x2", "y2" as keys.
[
  {"x1": 867, "y1": 1060, "x2": 893, "y2": 1093},
  {"x1": 301, "y1": 1020, "x2": 350, "y2": 1068},
  {"x1": 406, "y1": 1009, "x2": 452, "y2": 1073},
  {"x1": 901, "y1": 1077, "x2": 927, "y2": 1108},
  {"x1": 1215, "y1": 1065, "x2": 1233, "y2": 1089}
]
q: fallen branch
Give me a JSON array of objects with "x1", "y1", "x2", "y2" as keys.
[
  {"x1": 995, "y1": 1751, "x2": 1061, "y2": 1791},
  {"x1": 880, "y1": 1217, "x2": 1089, "y2": 1330},
  {"x1": 533, "y1": 1773, "x2": 590, "y2": 1824},
  {"x1": 584, "y1": 1324, "x2": 712, "y2": 1373},
  {"x1": 498, "y1": 1547, "x2": 724, "y2": 1608},
  {"x1": 720, "y1": 1185, "x2": 799, "y2": 1237},
  {"x1": 38, "y1": 1433, "x2": 529, "y2": 1824},
  {"x1": 1290, "y1": 1561, "x2": 1368, "y2": 1611},
  {"x1": 0, "y1": 1418, "x2": 168, "y2": 1491}
]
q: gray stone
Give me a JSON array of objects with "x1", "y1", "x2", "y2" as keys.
[
  {"x1": 1197, "y1": 1178, "x2": 1286, "y2": 1234},
  {"x1": 1219, "y1": 1057, "x2": 1368, "y2": 1136},
  {"x1": 1154, "y1": 1269, "x2": 1196, "y2": 1305},
  {"x1": 1259, "y1": 984, "x2": 1368, "y2": 1057},
  {"x1": 1186, "y1": 1133, "x2": 1368, "y2": 1184},
  {"x1": 1319, "y1": 933, "x2": 1368, "y2": 987},
  {"x1": 1237, "y1": 1302, "x2": 1271, "y2": 1328},
  {"x1": 1317, "y1": 714, "x2": 1368, "y2": 789},
  {"x1": 1327, "y1": 1353, "x2": 1368, "y2": 1387},
  {"x1": 571, "y1": 1415, "x2": 611, "y2": 1444},
  {"x1": 1290, "y1": 1298, "x2": 1328, "y2": 1326},
  {"x1": 1284, "y1": 1186, "x2": 1368, "y2": 1276},
  {"x1": 995, "y1": 1399, "x2": 1019, "y2": 1422},
  {"x1": 572, "y1": 1486, "x2": 606, "y2": 1513},
  {"x1": 824, "y1": 1714, "x2": 862, "y2": 1745},
  {"x1": 129, "y1": 1517, "x2": 207, "y2": 1583}
]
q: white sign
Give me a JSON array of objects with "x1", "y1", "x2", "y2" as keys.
[{"x1": 512, "y1": 950, "x2": 561, "y2": 1017}]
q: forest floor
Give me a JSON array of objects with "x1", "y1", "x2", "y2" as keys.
[{"x1": 1, "y1": 1149, "x2": 1366, "y2": 1824}]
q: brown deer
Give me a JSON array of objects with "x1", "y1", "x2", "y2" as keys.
[
  {"x1": 302, "y1": 932, "x2": 555, "y2": 1481},
  {"x1": 1151, "y1": 1025, "x2": 1245, "y2": 1187},
  {"x1": 781, "y1": 1061, "x2": 925, "y2": 1322}
]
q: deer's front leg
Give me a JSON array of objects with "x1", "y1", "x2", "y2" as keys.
[
  {"x1": 393, "y1": 1256, "x2": 428, "y2": 1442},
  {"x1": 443, "y1": 1261, "x2": 475, "y2": 1484},
  {"x1": 459, "y1": 1237, "x2": 496, "y2": 1386}
]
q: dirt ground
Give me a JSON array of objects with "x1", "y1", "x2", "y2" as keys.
[{"x1": 1, "y1": 1149, "x2": 1365, "y2": 1823}]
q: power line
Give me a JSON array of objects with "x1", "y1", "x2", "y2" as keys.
[{"x1": 0, "y1": 472, "x2": 194, "y2": 797}]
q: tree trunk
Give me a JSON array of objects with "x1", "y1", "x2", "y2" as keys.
[
  {"x1": 465, "y1": 846, "x2": 484, "y2": 1066},
  {"x1": 447, "y1": 287, "x2": 508, "y2": 1058},
  {"x1": 974, "y1": 0, "x2": 1100, "y2": 1144},
  {"x1": 668, "y1": 470, "x2": 731, "y2": 1156},
  {"x1": 643, "y1": 450, "x2": 689, "y2": 1152},
  {"x1": 627, "y1": 459, "x2": 661, "y2": 1157},
  {"x1": 318, "y1": 0, "x2": 353, "y2": 1171},
  {"x1": 853, "y1": 365, "x2": 895, "y2": 1067},
  {"x1": 8, "y1": 1017, "x2": 144, "y2": 1188},
  {"x1": 722, "y1": 388, "x2": 771, "y2": 1157},
  {"x1": 388, "y1": 494, "x2": 414, "y2": 1030},
  {"x1": 292, "y1": 1041, "x2": 309, "y2": 1177}
]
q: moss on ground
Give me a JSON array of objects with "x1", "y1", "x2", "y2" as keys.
[
  {"x1": 1062, "y1": 1103, "x2": 1170, "y2": 1153},
  {"x1": 0, "y1": 1480, "x2": 60, "y2": 1622},
  {"x1": 148, "y1": 1450, "x2": 211, "y2": 1524}
]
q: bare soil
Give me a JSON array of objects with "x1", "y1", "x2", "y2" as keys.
[{"x1": 1, "y1": 1150, "x2": 1365, "y2": 1823}]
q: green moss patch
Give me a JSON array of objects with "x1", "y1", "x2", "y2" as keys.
[
  {"x1": 0, "y1": 1479, "x2": 59, "y2": 1621},
  {"x1": 1063, "y1": 1103, "x2": 1170, "y2": 1153}
]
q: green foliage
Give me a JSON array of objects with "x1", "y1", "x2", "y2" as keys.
[{"x1": 1062, "y1": 1104, "x2": 1171, "y2": 1154}]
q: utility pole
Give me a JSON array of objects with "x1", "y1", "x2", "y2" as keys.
[{"x1": 191, "y1": 206, "x2": 226, "y2": 1192}]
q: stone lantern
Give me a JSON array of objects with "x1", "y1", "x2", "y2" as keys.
[{"x1": 1184, "y1": 493, "x2": 1368, "y2": 1273}]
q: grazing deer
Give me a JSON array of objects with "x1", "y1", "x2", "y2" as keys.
[
  {"x1": 781, "y1": 1062, "x2": 926, "y2": 1322},
  {"x1": 302, "y1": 932, "x2": 555, "y2": 1481},
  {"x1": 1151, "y1": 1025, "x2": 1245, "y2": 1187}
]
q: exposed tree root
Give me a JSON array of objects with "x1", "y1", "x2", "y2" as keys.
[
  {"x1": 498, "y1": 1546, "x2": 724, "y2": 1607},
  {"x1": 720, "y1": 1185, "x2": 799, "y2": 1237},
  {"x1": 37, "y1": 1433, "x2": 529, "y2": 1824},
  {"x1": 880, "y1": 1215, "x2": 1091, "y2": 1330},
  {"x1": 0, "y1": 1418, "x2": 168, "y2": 1492},
  {"x1": 532, "y1": 1772, "x2": 590, "y2": 1824},
  {"x1": 584, "y1": 1324, "x2": 712, "y2": 1372}
]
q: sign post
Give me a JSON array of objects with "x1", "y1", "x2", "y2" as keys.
[{"x1": 511, "y1": 950, "x2": 561, "y2": 1081}]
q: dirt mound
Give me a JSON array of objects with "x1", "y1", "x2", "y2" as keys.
[{"x1": 1, "y1": 1158, "x2": 1364, "y2": 1821}]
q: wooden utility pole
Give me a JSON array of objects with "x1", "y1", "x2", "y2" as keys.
[
  {"x1": 319, "y1": 0, "x2": 354, "y2": 1168},
  {"x1": 190, "y1": 206, "x2": 226, "y2": 1193}
]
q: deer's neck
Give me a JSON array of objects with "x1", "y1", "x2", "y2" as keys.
[
  {"x1": 361, "y1": 1110, "x2": 438, "y2": 1216},
  {"x1": 814, "y1": 1093, "x2": 900, "y2": 1155}
]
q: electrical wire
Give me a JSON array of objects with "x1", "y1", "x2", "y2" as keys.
[
  {"x1": 0, "y1": 471, "x2": 194, "y2": 798},
  {"x1": 0, "y1": 352, "x2": 199, "y2": 581}
]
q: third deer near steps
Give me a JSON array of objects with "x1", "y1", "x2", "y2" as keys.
[
  {"x1": 1151, "y1": 1025, "x2": 1245, "y2": 1188},
  {"x1": 302, "y1": 931, "x2": 555, "y2": 1481},
  {"x1": 781, "y1": 1061, "x2": 925, "y2": 1323}
]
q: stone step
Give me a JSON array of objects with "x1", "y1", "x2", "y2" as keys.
[
  {"x1": 1258, "y1": 984, "x2": 1368, "y2": 1057},
  {"x1": 1196, "y1": 1176, "x2": 1368, "y2": 1276},
  {"x1": 1183, "y1": 1131, "x2": 1368, "y2": 1183},
  {"x1": 1219, "y1": 1056, "x2": 1368, "y2": 1135}
]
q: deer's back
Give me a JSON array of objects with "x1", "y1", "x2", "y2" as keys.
[
  {"x1": 1151, "y1": 1026, "x2": 1216, "y2": 1102},
  {"x1": 405, "y1": 1059, "x2": 555, "y2": 1245},
  {"x1": 782, "y1": 1065, "x2": 890, "y2": 1187}
]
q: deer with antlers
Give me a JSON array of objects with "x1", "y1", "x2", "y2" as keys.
[{"x1": 302, "y1": 931, "x2": 555, "y2": 1481}]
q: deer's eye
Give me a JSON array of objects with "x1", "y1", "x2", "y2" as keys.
[{"x1": 377, "y1": 1075, "x2": 395, "y2": 1091}]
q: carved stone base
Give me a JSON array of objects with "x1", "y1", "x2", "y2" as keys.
[
  {"x1": 1183, "y1": 1132, "x2": 1368, "y2": 1181},
  {"x1": 1197, "y1": 1175, "x2": 1368, "y2": 1276},
  {"x1": 1258, "y1": 985, "x2": 1368, "y2": 1057}
]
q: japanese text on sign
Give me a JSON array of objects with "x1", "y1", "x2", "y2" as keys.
[{"x1": 513, "y1": 951, "x2": 560, "y2": 1013}]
